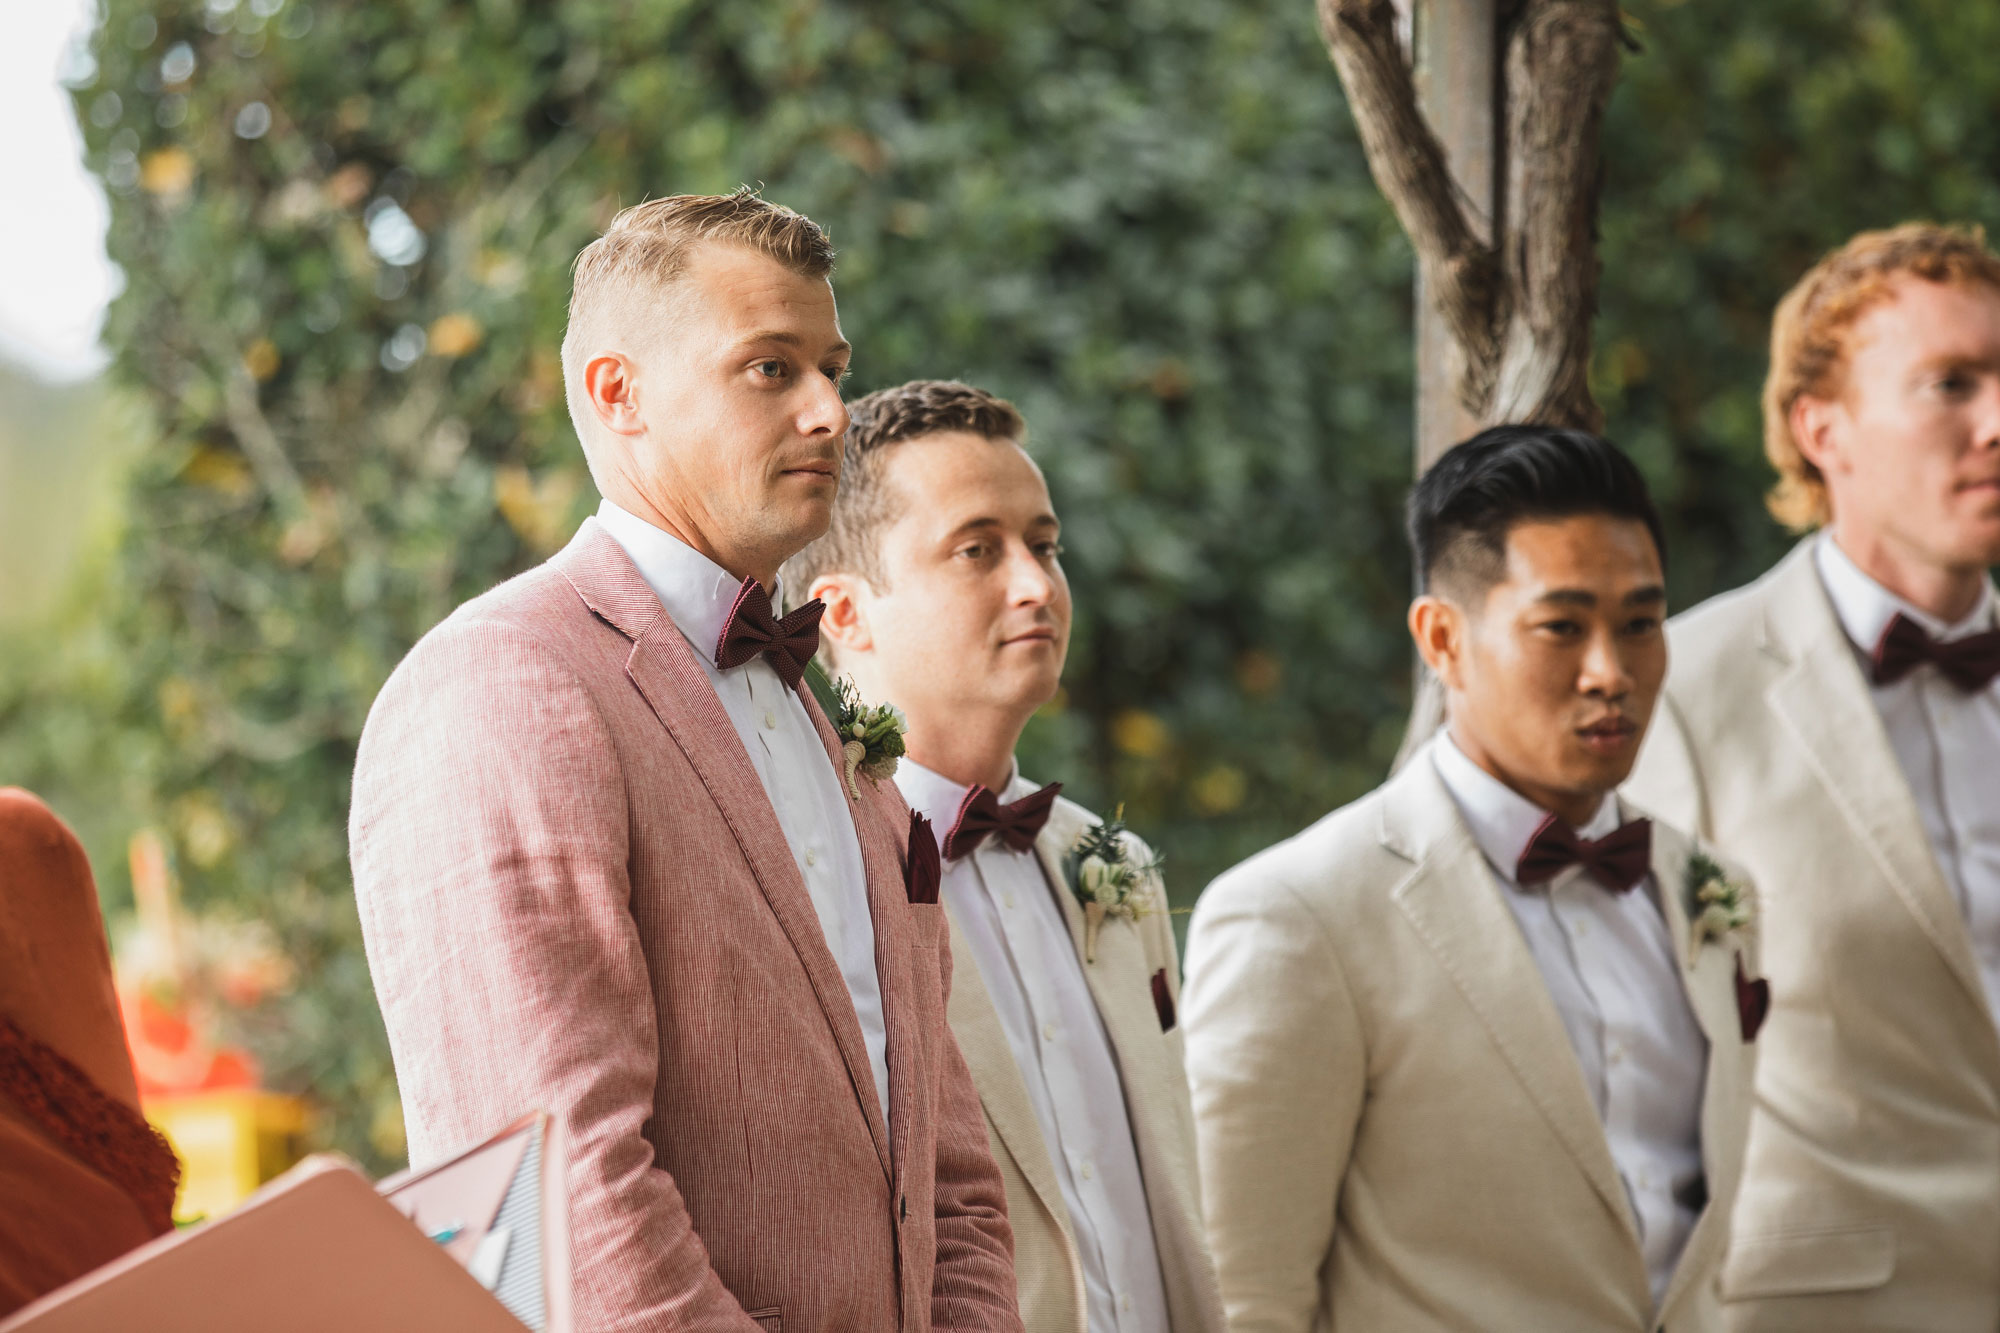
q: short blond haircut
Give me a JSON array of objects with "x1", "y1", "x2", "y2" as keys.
[
  {"x1": 560, "y1": 187, "x2": 835, "y2": 451},
  {"x1": 1763, "y1": 222, "x2": 2000, "y2": 530}
]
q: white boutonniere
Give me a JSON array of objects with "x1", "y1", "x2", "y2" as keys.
[
  {"x1": 1685, "y1": 850, "x2": 1753, "y2": 947},
  {"x1": 1066, "y1": 805, "x2": 1163, "y2": 963},
  {"x1": 827, "y1": 675, "x2": 906, "y2": 801}
]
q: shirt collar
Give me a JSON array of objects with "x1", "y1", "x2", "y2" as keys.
[
  {"x1": 893, "y1": 757, "x2": 1033, "y2": 855},
  {"x1": 1430, "y1": 731, "x2": 1620, "y2": 884},
  {"x1": 1815, "y1": 531, "x2": 1998, "y2": 652},
  {"x1": 595, "y1": 499, "x2": 784, "y2": 666}
]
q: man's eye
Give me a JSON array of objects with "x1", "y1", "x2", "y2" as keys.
[
  {"x1": 1035, "y1": 542, "x2": 1065, "y2": 559},
  {"x1": 958, "y1": 545, "x2": 986, "y2": 561},
  {"x1": 1540, "y1": 620, "x2": 1582, "y2": 637},
  {"x1": 1625, "y1": 616, "x2": 1662, "y2": 635},
  {"x1": 822, "y1": 364, "x2": 847, "y2": 384},
  {"x1": 755, "y1": 360, "x2": 787, "y2": 379}
]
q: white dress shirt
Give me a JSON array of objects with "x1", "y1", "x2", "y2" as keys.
[
  {"x1": 1816, "y1": 534, "x2": 2000, "y2": 1021},
  {"x1": 898, "y1": 760, "x2": 1170, "y2": 1333},
  {"x1": 596, "y1": 500, "x2": 890, "y2": 1124},
  {"x1": 1432, "y1": 734, "x2": 1707, "y2": 1309}
]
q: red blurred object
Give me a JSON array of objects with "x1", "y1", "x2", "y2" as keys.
[{"x1": 119, "y1": 989, "x2": 257, "y2": 1099}]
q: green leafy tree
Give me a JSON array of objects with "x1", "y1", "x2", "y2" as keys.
[{"x1": 17, "y1": 0, "x2": 1997, "y2": 1168}]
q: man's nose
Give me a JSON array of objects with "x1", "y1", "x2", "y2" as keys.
[
  {"x1": 1579, "y1": 628, "x2": 1634, "y2": 698},
  {"x1": 800, "y1": 374, "x2": 848, "y2": 440}
]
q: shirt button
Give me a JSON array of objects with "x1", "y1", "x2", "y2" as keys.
[
  {"x1": 1003, "y1": 892, "x2": 1017, "y2": 910},
  {"x1": 804, "y1": 848, "x2": 818, "y2": 867},
  {"x1": 1080, "y1": 1160, "x2": 1094, "y2": 1181},
  {"x1": 1120, "y1": 1294, "x2": 1132, "y2": 1312},
  {"x1": 763, "y1": 710, "x2": 777, "y2": 730},
  {"x1": 1607, "y1": 1040, "x2": 1625, "y2": 1065},
  {"x1": 1573, "y1": 917, "x2": 1591, "y2": 937},
  {"x1": 1042, "y1": 1022, "x2": 1056, "y2": 1042}
]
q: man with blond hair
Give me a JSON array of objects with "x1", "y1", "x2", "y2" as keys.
[
  {"x1": 1627, "y1": 222, "x2": 2000, "y2": 1329},
  {"x1": 351, "y1": 190, "x2": 1022, "y2": 1332},
  {"x1": 788, "y1": 380, "x2": 1225, "y2": 1333}
]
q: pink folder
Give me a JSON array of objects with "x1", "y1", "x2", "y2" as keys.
[{"x1": 0, "y1": 1112, "x2": 568, "y2": 1332}]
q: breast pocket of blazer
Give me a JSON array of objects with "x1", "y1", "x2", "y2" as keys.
[
  {"x1": 745, "y1": 1307, "x2": 782, "y2": 1332},
  {"x1": 906, "y1": 900, "x2": 944, "y2": 948},
  {"x1": 1721, "y1": 1223, "x2": 1895, "y2": 1301}
]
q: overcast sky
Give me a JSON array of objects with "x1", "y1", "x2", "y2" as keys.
[{"x1": 1, "y1": 0, "x2": 117, "y2": 382}]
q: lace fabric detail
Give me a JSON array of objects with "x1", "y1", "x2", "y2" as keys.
[{"x1": 0, "y1": 1014, "x2": 181, "y2": 1234}]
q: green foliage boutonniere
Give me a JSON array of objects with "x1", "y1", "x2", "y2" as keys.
[
  {"x1": 827, "y1": 675, "x2": 906, "y2": 801},
  {"x1": 1685, "y1": 850, "x2": 1753, "y2": 948},
  {"x1": 1066, "y1": 805, "x2": 1163, "y2": 963}
]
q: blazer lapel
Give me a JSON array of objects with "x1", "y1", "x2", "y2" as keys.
[
  {"x1": 1760, "y1": 542, "x2": 1991, "y2": 1022},
  {"x1": 1034, "y1": 804, "x2": 1217, "y2": 1333},
  {"x1": 798, "y1": 685, "x2": 918, "y2": 1191},
  {"x1": 559, "y1": 521, "x2": 893, "y2": 1183},
  {"x1": 1645, "y1": 819, "x2": 1749, "y2": 1326},
  {"x1": 1383, "y1": 758, "x2": 1643, "y2": 1247},
  {"x1": 940, "y1": 904, "x2": 1073, "y2": 1241}
]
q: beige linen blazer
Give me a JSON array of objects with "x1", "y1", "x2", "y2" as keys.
[
  {"x1": 350, "y1": 519, "x2": 1020, "y2": 1333},
  {"x1": 1626, "y1": 540, "x2": 2000, "y2": 1331},
  {"x1": 1184, "y1": 756, "x2": 1757, "y2": 1333},
  {"x1": 942, "y1": 797, "x2": 1225, "y2": 1333}
]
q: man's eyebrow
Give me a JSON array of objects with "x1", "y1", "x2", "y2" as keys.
[
  {"x1": 942, "y1": 513, "x2": 1060, "y2": 540},
  {"x1": 1535, "y1": 589, "x2": 1598, "y2": 607},
  {"x1": 1623, "y1": 584, "x2": 1667, "y2": 606},
  {"x1": 731, "y1": 329, "x2": 852, "y2": 359}
]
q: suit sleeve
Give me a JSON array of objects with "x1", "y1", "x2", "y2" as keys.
[
  {"x1": 926, "y1": 893, "x2": 1027, "y2": 1332},
  {"x1": 1184, "y1": 867, "x2": 1363, "y2": 1333},
  {"x1": 350, "y1": 621, "x2": 766, "y2": 1332}
]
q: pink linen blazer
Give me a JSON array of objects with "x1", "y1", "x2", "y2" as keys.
[{"x1": 349, "y1": 518, "x2": 1021, "y2": 1333}]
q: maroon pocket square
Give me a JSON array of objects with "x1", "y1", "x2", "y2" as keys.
[
  {"x1": 1735, "y1": 954, "x2": 1770, "y2": 1043},
  {"x1": 1151, "y1": 968, "x2": 1177, "y2": 1033},
  {"x1": 905, "y1": 811, "x2": 941, "y2": 906}
]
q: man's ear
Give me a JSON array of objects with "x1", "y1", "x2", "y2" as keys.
[
  {"x1": 811, "y1": 572, "x2": 874, "y2": 659},
  {"x1": 1409, "y1": 593, "x2": 1467, "y2": 692},
  {"x1": 584, "y1": 350, "x2": 646, "y2": 439},
  {"x1": 1789, "y1": 391, "x2": 1846, "y2": 480}
]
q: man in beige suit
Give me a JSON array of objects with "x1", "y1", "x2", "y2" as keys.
[
  {"x1": 352, "y1": 195, "x2": 1020, "y2": 1331},
  {"x1": 1626, "y1": 223, "x2": 2000, "y2": 1330},
  {"x1": 789, "y1": 380, "x2": 1225, "y2": 1333},
  {"x1": 1186, "y1": 425, "x2": 1763, "y2": 1333}
]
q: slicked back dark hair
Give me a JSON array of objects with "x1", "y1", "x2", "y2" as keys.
[{"x1": 1408, "y1": 424, "x2": 1667, "y2": 600}]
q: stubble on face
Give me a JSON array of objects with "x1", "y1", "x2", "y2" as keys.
[
  {"x1": 619, "y1": 243, "x2": 851, "y2": 583},
  {"x1": 1444, "y1": 516, "x2": 1667, "y2": 825},
  {"x1": 863, "y1": 433, "x2": 1071, "y2": 745},
  {"x1": 1825, "y1": 278, "x2": 2000, "y2": 581}
]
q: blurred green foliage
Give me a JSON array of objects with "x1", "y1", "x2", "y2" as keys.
[{"x1": 4, "y1": 0, "x2": 1995, "y2": 1170}]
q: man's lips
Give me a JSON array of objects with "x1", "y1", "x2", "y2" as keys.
[
  {"x1": 1001, "y1": 628, "x2": 1058, "y2": 647},
  {"x1": 1576, "y1": 716, "x2": 1637, "y2": 745}
]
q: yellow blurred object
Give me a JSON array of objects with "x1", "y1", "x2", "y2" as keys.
[
  {"x1": 146, "y1": 1089, "x2": 308, "y2": 1224},
  {"x1": 1110, "y1": 708, "x2": 1170, "y2": 760},
  {"x1": 140, "y1": 146, "x2": 196, "y2": 197},
  {"x1": 428, "y1": 312, "x2": 484, "y2": 357},
  {"x1": 243, "y1": 338, "x2": 281, "y2": 381}
]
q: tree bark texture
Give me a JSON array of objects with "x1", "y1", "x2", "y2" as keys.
[{"x1": 1318, "y1": 0, "x2": 1622, "y2": 434}]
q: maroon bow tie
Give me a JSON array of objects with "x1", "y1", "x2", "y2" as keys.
[
  {"x1": 714, "y1": 577, "x2": 824, "y2": 689},
  {"x1": 944, "y1": 782, "x2": 1063, "y2": 861},
  {"x1": 1515, "y1": 814, "x2": 1653, "y2": 893},
  {"x1": 1871, "y1": 612, "x2": 2000, "y2": 691}
]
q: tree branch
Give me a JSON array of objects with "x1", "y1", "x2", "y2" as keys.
[
  {"x1": 1318, "y1": 0, "x2": 1499, "y2": 369},
  {"x1": 1489, "y1": 0, "x2": 1621, "y2": 428}
]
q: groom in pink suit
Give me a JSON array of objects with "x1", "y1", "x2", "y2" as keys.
[{"x1": 349, "y1": 189, "x2": 1021, "y2": 1332}]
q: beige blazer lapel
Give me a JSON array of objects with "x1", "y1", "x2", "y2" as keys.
[
  {"x1": 1382, "y1": 758, "x2": 1644, "y2": 1251},
  {"x1": 1032, "y1": 800, "x2": 1221, "y2": 1333},
  {"x1": 941, "y1": 905, "x2": 1075, "y2": 1240},
  {"x1": 1645, "y1": 817, "x2": 1751, "y2": 1327},
  {"x1": 559, "y1": 522, "x2": 894, "y2": 1183},
  {"x1": 1759, "y1": 543, "x2": 1991, "y2": 1023}
]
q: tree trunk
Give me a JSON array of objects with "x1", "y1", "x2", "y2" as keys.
[{"x1": 1316, "y1": 0, "x2": 1623, "y2": 767}]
